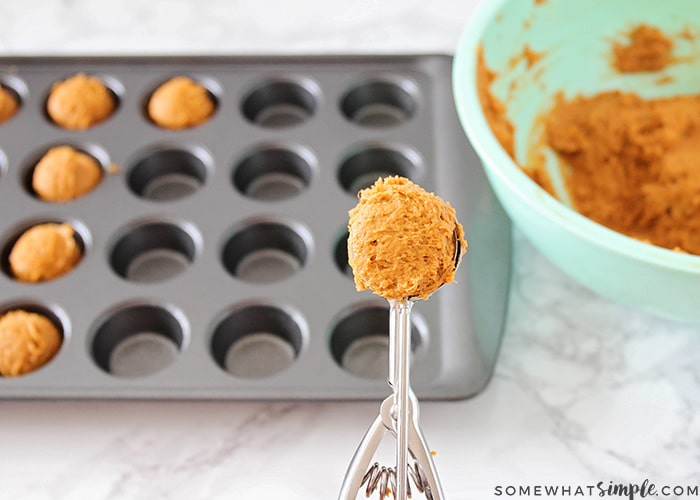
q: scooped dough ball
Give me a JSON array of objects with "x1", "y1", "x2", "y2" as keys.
[
  {"x1": 46, "y1": 73, "x2": 116, "y2": 130},
  {"x1": 0, "y1": 86, "x2": 19, "y2": 124},
  {"x1": 348, "y1": 176, "x2": 467, "y2": 300},
  {"x1": 0, "y1": 310, "x2": 62, "y2": 377},
  {"x1": 147, "y1": 76, "x2": 215, "y2": 130},
  {"x1": 32, "y1": 146, "x2": 103, "y2": 202},
  {"x1": 8, "y1": 223, "x2": 82, "y2": 283}
]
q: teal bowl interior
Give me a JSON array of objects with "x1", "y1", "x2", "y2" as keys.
[{"x1": 453, "y1": 0, "x2": 700, "y2": 322}]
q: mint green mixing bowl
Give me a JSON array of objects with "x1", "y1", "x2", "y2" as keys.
[{"x1": 453, "y1": 0, "x2": 700, "y2": 322}]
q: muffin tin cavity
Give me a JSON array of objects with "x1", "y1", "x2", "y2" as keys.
[
  {"x1": 0, "y1": 75, "x2": 28, "y2": 122},
  {"x1": 0, "y1": 218, "x2": 90, "y2": 281},
  {"x1": 91, "y1": 303, "x2": 187, "y2": 378},
  {"x1": 333, "y1": 228, "x2": 352, "y2": 277},
  {"x1": 22, "y1": 142, "x2": 110, "y2": 200},
  {"x1": 0, "y1": 301, "x2": 69, "y2": 342},
  {"x1": 44, "y1": 73, "x2": 123, "y2": 129},
  {"x1": 144, "y1": 74, "x2": 221, "y2": 129},
  {"x1": 242, "y1": 77, "x2": 319, "y2": 128},
  {"x1": 233, "y1": 144, "x2": 316, "y2": 201},
  {"x1": 127, "y1": 145, "x2": 211, "y2": 202},
  {"x1": 96, "y1": 74, "x2": 125, "y2": 111},
  {"x1": 338, "y1": 143, "x2": 423, "y2": 194},
  {"x1": 340, "y1": 77, "x2": 418, "y2": 127},
  {"x1": 109, "y1": 220, "x2": 200, "y2": 283},
  {"x1": 0, "y1": 149, "x2": 7, "y2": 182},
  {"x1": 222, "y1": 219, "x2": 311, "y2": 284},
  {"x1": 0, "y1": 301, "x2": 68, "y2": 377},
  {"x1": 0, "y1": 55, "x2": 511, "y2": 399},
  {"x1": 211, "y1": 303, "x2": 306, "y2": 379},
  {"x1": 329, "y1": 304, "x2": 428, "y2": 380}
]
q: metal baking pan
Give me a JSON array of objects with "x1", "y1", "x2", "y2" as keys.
[{"x1": 0, "y1": 54, "x2": 511, "y2": 399}]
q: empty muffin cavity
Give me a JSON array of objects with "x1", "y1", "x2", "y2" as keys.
[
  {"x1": 329, "y1": 303, "x2": 428, "y2": 380},
  {"x1": 340, "y1": 77, "x2": 418, "y2": 127},
  {"x1": 242, "y1": 77, "x2": 319, "y2": 128},
  {"x1": 109, "y1": 220, "x2": 200, "y2": 283},
  {"x1": 221, "y1": 219, "x2": 312, "y2": 284},
  {"x1": 127, "y1": 145, "x2": 211, "y2": 202},
  {"x1": 210, "y1": 303, "x2": 306, "y2": 379},
  {"x1": 233, "y1": 144, "x2": 316, "y2": 201},
  {"x1": 91, "y1": 303, "x2": 187, "y2": 378},
  {"x1": 338, "y1": 143, "x2": 423, "y2": 194}
]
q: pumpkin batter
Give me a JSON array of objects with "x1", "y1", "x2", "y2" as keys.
[
  {"x1": 8, "y1": 223, "x2": 82, "y2": 283},
  {"x1": 147, "y1": 76, "x2": 215, "y2": 130},
  {"x1": 0, "y1": 85, "x2": 18, "y2": 124},
  {"x1": 613, "y1": 24, "x2": 674, "y2": 73},
  {"x1": 478, "y1": 24, "x2": 700, "y2": 254},
  {"x1": 347, "y1": 176, "x2": 466, "y2": 300},
  {"x1": 47, "y1": 73, "x2": 116, "y2": 130},
  {"x1": 545, "y1": 90, "x2": 700, "y2": 254},
  {"x1": 477, "y1": 47, "x2": 515, "y2": 159},
  {"x1": 0, "y1": 310, "x2": 62, "y2": 377},
  {"x1": 32, "y1": 146, "x2": 103, "y2": 202}
]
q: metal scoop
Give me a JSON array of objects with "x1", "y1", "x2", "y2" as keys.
[{"x1": 339, "y1": 229, "x2": 462, "y2": 500}]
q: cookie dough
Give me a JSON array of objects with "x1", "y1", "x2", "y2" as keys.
[
  {"x1": 32, "y1": 146, "x2": 103, "y2": 202},
  {"x1": 8, "y1": 223, "x2": 82, "y2": 283},
  {"x1": 0, "y1": 85, "x2": 18, "y2": 124},
  {"x1": 147, "y1": 76, "x2": 215, "y2": 130},
  {"x1": 347, "y1": 176, "x2": 466, "y2": 300},
  {"x1": 0, "y1": 310, "x2": 61, "y2": 377},
  {"x1": 46, "y1": 73, "x2": 115, "y2": 130}
]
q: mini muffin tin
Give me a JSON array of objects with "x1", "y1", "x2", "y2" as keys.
[{"x1": 0, "y1": 55, "x2": 511, "y2": 400}]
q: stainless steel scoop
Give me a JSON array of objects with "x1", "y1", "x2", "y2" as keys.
[
  {"x1": 337, "y1": 299, "x2": 444, "y2": 500},
  {"x1": 339, "y1": 229, "x2": 462, "y2": 499}
]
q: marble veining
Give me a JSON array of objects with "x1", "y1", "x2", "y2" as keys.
[{"x1": 1, "y1": 0, "x2": 699, "y2": 498}]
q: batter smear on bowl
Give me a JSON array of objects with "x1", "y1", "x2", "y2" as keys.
[
  {"x1": 477, "y1": 47, "x2": 515, "y2": 159},
  {"x1": 613, "y1": 24, "x2": 674, "y2": 73}
]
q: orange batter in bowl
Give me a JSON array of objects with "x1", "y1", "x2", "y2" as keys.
[{"x1": 478, "y1": 23, "x2": 700, "y2": 255}]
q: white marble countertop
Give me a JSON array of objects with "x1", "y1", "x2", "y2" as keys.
[{"x1": 1, "y1": 1, "x2": 699, "y2": 499}]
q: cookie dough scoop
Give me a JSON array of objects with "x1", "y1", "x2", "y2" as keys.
[{"x1": 340, "y1": 176, "x2": 466, "y2": 500}]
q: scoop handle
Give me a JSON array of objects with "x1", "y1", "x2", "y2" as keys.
[{"x1": 389, "y1": 298, "x2": 413, "y2": 500}]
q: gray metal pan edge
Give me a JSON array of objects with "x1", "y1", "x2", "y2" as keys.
[{"x1": 0, "y1": 54, "x2": 511, "y2": 400}]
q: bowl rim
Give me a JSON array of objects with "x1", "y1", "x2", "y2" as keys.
[{"x1": 452, "y1": 0, "x2": 700, "y2": 274}]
